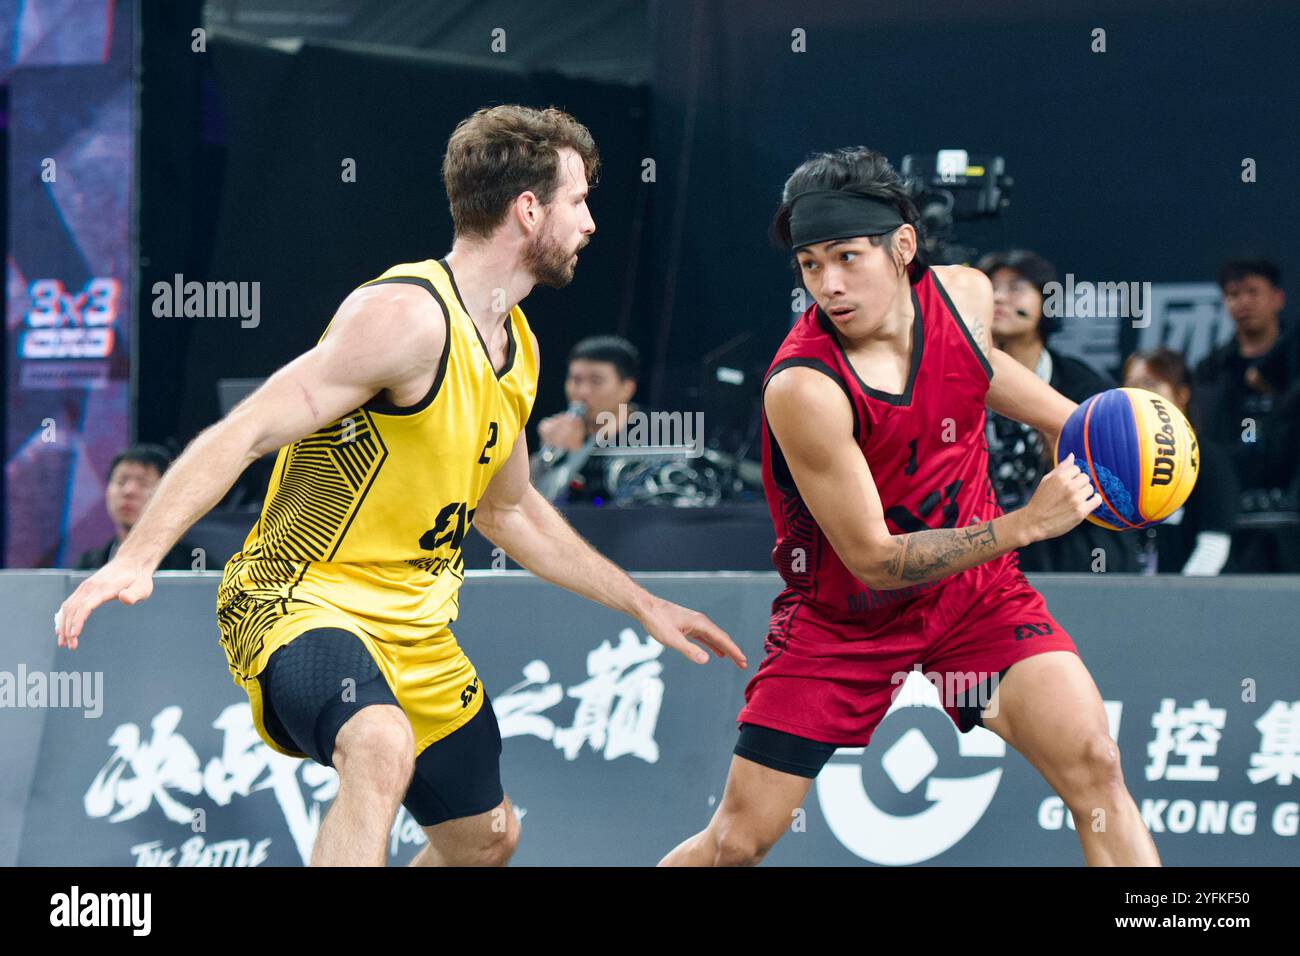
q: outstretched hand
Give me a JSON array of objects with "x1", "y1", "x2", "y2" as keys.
[
  {"x1": 637, "y1": 596, "x2": 748, "y2": 669},
  {"x1": 55, "y1": 558, "x2": 154, "y2": 650}
]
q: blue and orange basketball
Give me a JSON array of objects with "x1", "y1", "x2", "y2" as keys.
[{"x1": 1054, "y1": 387, "x2": 1200, "y2": 531}]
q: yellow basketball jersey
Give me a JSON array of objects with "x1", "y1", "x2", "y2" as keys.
[{"x1": 217, "y1": 258, "x2": 539, "y2": 683}]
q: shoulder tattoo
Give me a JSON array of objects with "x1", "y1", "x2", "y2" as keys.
[{"x1": 969, "y1": 309, "x2": 993, "y2": 359}]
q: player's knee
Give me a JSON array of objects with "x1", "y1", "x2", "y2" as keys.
[
  {"x1": 453, "y1": 809, "x2": 519, "y2": 867},
  {"x1": 482, "y1": 816, "x2": 520, "y2": 867},
  {"x1": 1060, "y1": 731, "x2": 1125, "y2": 805},
  {"x1": 332, "y1": 706, "x2": 415, "y2": 793},
  {"x1": 711, "y1": 820, "x2": 774, "y2": 867}
]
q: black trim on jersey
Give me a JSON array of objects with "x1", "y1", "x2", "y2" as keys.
[
  {"x1": 763, "y1": 357, "x2": 861, "y2": 441},
  {"x1": 357, "y1": 276, "x2": 452, "y2": 416},
  {"x1": 762, "y1": 357, "x2": 863, "y2": 499},
  {"x1": 814, "y1": 285, "x2": 924, "y2": 406},
  {"x1": 931, "y1": 269, "x2": 994, "y2": 381},
  {"x1": 765, "y1": 425, "x2": 797, "y2": 497},
  {"x1": 438, "y1": 257, "x2": 517, "y2": 380}
]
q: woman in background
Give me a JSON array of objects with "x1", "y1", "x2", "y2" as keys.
[{"x1": 977, "y1": 249, "x2": 1141, "y2": 572}]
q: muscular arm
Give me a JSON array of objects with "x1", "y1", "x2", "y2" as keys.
[
  {"x1": 934, "y1": 264, "x2": 1079, "y2": 444},
  {"x1": 765, "y1": 367, "x2": 1036, "y2": 591},
  {"x1": 473, "y1": 430, "x2": 744, "y2": 666},
  {"x1": 118, "y1": 284, "x2": 442, "y2": 571},
  {"x1": 471, "y1": 332, "x2": 745, "y2": 667},
  {"x1": 987, "y1": 348, "x2": 1079, "y2": 448},
  {"x1": 56, "y1": 283, "x2": 443, "y2": 646},
  {"x1": 474, "y1": 431, "x2": 645, "y2": 614}
]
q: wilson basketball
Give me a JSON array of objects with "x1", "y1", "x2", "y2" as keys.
[{"x1": 1055, "y1": 387, "x2": 1200, "y2": 531}]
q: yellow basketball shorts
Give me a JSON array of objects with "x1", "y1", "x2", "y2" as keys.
[
  {"x1": 219, "y1": 602, "x2": 485, "y2": 759},
  {"x1": 217, "y1": 602, "x2": 504, "y2": 827}
]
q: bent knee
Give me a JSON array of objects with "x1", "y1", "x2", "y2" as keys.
[
  {"x1": 711, "y1": 821, "x2": 777, "y2": 867},
  {"x1": 481, "y1": 818, "x2": 521, "y2": 866},
  {"x1": 1059, "y1": 732, "x2": 1126, "y2": 803},
  {"x1": 332, "y1": 706, "x2": 416, "y2": 786},
  {"x1": 444, "y1": 808, "x2": 520, "y2": 867}
]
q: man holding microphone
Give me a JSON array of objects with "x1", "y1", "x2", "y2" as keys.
[{"x1": 531, "y1": 335, "x2": 641, "y2": 502}]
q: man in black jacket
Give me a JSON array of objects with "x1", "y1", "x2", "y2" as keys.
[
  {"x1": 74, "y1": 445, "x2": 202, "y2": 571},
  {"x1": 530, "y1": 335, "x2": 641, "y2": 503},
  {"x1": 977, "y1": 249, "x2": 1141, "y2": 573},
  {"x1": 1192, "y1": 257, "x2": 1297, "y2": 491},
  {"x1": 1191, "y1": 257, "x2": 1299, "y2": 571}
]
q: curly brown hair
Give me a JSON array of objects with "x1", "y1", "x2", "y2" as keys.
[{"x1": 442, "y1": 105, "x2": 600, "y2": 241}]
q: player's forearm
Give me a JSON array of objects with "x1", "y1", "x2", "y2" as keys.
[
  {"x1": 115, "y1": 421, "x2": 259, "y2": 572},
  {"x1": 473, "y1": 486, "x2": 653, "y2": 618},
  {"x1": 987, "y1": 348, "x2": 1076, "y2": 436},
  {"x1": 865, "y1": 511, "x2": 1033, "y2": 590}
]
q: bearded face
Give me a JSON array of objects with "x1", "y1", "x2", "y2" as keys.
[{"x1": 524, "y1": 213, "x2": 581, "y2": 289}]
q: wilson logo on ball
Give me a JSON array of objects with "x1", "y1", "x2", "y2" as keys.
[
  {"x1": 1148, "y1": 396, "x2": 1177, "y2": 488},
  {"x1": 1054, "y1": 387, "x2": 1200, "y2": 531}
]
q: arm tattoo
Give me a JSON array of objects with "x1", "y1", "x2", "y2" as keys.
[
  {"x1": 970, "y1": 313, "x2": 992, "y2": 358},
  {"x1": 881, "y1": 521, "x2": 998, "y2": 584}
]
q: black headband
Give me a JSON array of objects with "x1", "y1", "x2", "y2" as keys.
[{"x1": 787, "y1": 189, "x2": 906, "y2": 251}]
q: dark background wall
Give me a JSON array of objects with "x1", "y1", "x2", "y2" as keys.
[
  {"x1": 138, "y1": 0, "x2": 1300, "y2": 457},
  {"x1": 138, "y1": 1, "x2": 652, "y2": 463},
  {"x1": 647, "y1": 0, "x2": 1300, "y2": 405}
]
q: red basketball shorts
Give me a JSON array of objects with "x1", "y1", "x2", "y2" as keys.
[{"x1": 737, "y1": 556, "x2": 1080, "y2": 747}]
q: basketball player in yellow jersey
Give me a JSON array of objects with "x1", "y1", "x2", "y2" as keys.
[{"x1": 55, "y1": 105, "x2": 746, "y2": 866}]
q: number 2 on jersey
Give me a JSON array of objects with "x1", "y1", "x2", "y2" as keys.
[{"x1": 478, "y1": 421, "x2": 499, "y2": 464}]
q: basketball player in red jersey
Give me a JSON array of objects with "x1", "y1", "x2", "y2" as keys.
[{"x1": 662, "y1": 148, "x2": 1160, "y2": 866}]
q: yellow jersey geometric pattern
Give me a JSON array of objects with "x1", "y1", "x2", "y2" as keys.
[{"x1": 215, "y1": 258, "x2": 539, "y2": 757}]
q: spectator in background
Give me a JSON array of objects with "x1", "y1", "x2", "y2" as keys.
[
  {"x1": 1192, "y1": 257, "x2": 1298, "y2": 491},
  {"x1": 1123, "y1": 348, "x2": 1239, "y2": 575},
  {"x1": 530, "y1": 335, "x2": 640, "y2": 503},
  {"x1": 75, "y1": 445, "x2": 203, "y2": 570},
  {"x1": 976, "y1": 249, "x2": 1141, "y2": 572}
]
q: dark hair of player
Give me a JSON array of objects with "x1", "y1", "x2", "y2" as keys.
[{"x1": 769, "y1": 147, "x2": 928, "y2": 285}]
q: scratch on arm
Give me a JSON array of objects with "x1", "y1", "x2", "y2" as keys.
[{"x1": 299, "y1": 382, "x2": 319, "y2": 421}]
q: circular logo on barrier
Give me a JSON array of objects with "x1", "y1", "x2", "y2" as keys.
[{"x1": 814, "y1": 671, "x2": 1006, "y2": 865}]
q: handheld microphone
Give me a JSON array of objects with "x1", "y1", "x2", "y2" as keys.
[{"x1": 539, "y1": 401, "x2": 588, "y2": 463}]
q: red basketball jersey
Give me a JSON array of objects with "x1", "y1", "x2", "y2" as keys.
[{"x1": 760, "y1": 267, "x2": 1009, "y2": 626}]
